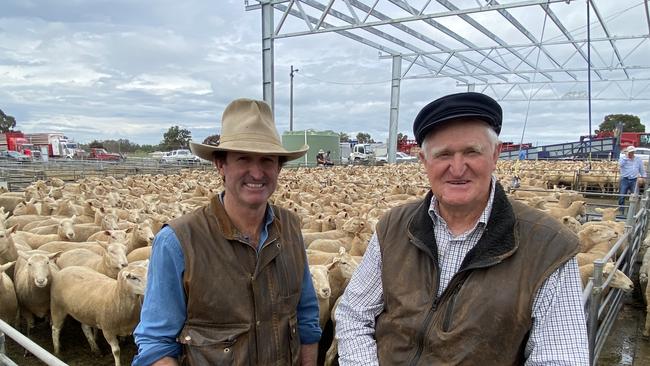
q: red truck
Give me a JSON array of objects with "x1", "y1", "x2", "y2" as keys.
[
  {"x1": 0, "y1": 131, "x2": 38, "y2": 158},
  {"x1": 88, "y1": 147, "x2": 122, "y2": 161}
]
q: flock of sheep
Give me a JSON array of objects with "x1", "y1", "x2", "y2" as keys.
[{"x1": 0, "y1": 159, "x2": 648, "y2": 365}]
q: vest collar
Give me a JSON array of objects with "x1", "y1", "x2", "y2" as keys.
[
  {"x1": 407, "y1": 182, "x2": 517, "y2": 270},
  {"x1": 209, "y1": 195, "x2": 282, "y2": 246}
]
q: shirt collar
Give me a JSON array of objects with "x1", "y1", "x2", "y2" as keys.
[
  {"x1": 218, "y1": 191, "x2": 275, "y2": 227},
  {"x1": 428, "y1": 176, "x2": 496, "y2": 230}
]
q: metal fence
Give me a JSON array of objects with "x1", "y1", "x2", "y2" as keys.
[
  {"x1": 0, "y1": 158, "x2": 213, "y2": 192},
  {"x1": 582, "y1": 188, "x2": 650, "y2": 365},
  {"x1": 0, "y1": 319, "x2": 66, "y2": 366}
]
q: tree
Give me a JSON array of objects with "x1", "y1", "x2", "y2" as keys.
[
  {"x1": 397, "y1": 133, "x2": 408, "y2": 142},
  {"x1": 203, "y1": 134, "x2": 220, "y2": 145},
  {"x1": 596, "y1": 114, "x2": 644, "y2": 133},
  {"x1": 356, "y1": 132, "x2": 374, "y2": 144},
  {"x1": 0, "y1": 109, "x2": 17, "y2": 133},
  {"x1": 339, "y1": 132, "x2": 350, "y2": 142},
  {"x1": 161, "y1": 125, "x2": 192, "y2": 150}
]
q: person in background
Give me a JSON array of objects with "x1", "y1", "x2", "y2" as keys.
[
  {"x1": 133, "y1": 98, "x2": 321, "y2": 366},
  {"x1": 618, "y1": 145, "x2": 646, "y2": 214},
  {"x1": 335, "y1": 92, "x2": 589, "y2": 365},
  {"x1": 316, "y1": 149, "x2": 326, "y2": 166}
]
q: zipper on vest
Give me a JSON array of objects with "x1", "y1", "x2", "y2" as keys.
[
  {"x1": 408, "y1": 298, "x2": 438, "y2": 366},
  {"x1": 442, "y1": 283, "x2": 462, "y2": 332}
]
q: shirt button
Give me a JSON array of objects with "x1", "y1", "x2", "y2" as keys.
[
  {"x1": 224, "y1": 347, "x2": 231, "y2": 353},
  {"x1": 184, "y1": 336, "x2": 191, "y2": 341}
]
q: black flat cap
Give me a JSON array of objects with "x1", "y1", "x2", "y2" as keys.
[{"x1": 413, "y1": 92, "x2": 502, "y2": 146}]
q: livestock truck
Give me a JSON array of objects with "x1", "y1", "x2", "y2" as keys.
[
  {"x1": 0, "y1": 131, "x2": 39, "y2": 158},
  {"x1": 24, "y1": 133, "x2": 84, "y2": 159}
]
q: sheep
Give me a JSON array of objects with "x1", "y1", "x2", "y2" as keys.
[
  {"x1": 13, "y1": 217, "x2": 76, "y2": 249},
  {"x1": 307, "y1": 249, "x2": 339, "y2": 265},
  {"x1": 14, "y1": 250, "x2": 61, "y2": 334},
  {"x1": 38, "y1": 241, "x2": 106, "y2": 256},
  {"x1": 72, "y1": 212, "x2": 120, "y2": 242},
  {"x1": 324, "y1": 297, "x2": 343, "y2": 366},
  {"x1": 56, "y1": 242, "x2": 129, "y2": 279},
  {"x1": 326, "y1": 248, "x2": 359, "y2": 314},
  {"x1": 0, "y1": 225, "x2": 22, "y2": 264},
  {"x1": 126, "y1": 246, "x2": 151, "y2": 263},
  {"x1": 0, "y1": 261, "x2": 18, "y2": 326},
  {"x1": 88, "y1": 221, "x2": 154, "y2": 253},
  {"x1": 309, "y1": 264, "x2": 331, "y2": 329},
  {"x1": 578, "y1": 262, "x2": 634, "y2": 291},
  {"x1": 577, "y1": 225, "x2": 619, "y2": 253},
  {"x1": 308, "y1": 218, "x2": 368, "y2": 254},
  {"x1": 561, "y1": 216, "x2": 582, "y2": 234},
  {"x1": 51, "y1": 263, "x2": 148, "y2": 366},
  {"x1": 544, "y1": 200, "x2": 587, "y2": 220}
]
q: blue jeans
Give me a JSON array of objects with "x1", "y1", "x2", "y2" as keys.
[{"x1": 618, "y1": 177, "x2": 637, "y2": 209}]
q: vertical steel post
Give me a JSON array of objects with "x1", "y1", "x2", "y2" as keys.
[
  {"x1": 589, "y1": 260, "x2": 605, "y2": 365},
  {"x1": 262, "y1": 1, "x2": 275, "y2": 112},
  {"x1": 290, "y1": 65, "x2": 299, "y2": 132},
  {"x1": 388, "y1": 55, "x2": 401, "y2": 164}
]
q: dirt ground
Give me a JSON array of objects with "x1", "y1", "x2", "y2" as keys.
[{"x1": 5, "y1": 317, "x2": 137, "y2": 366}]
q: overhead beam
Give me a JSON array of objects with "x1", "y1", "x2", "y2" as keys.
[{"x1": 588, "y1": 0, "x2": 630, "y2": 78}]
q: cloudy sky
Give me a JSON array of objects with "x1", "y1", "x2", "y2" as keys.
[{"x1": 1, "y1": 0, "x2": 649, "y2": 147}]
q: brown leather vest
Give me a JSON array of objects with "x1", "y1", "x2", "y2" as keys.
[
  {"x1": 168, "y1": 197, "x2": 305, "y2": 366},
  {"x1": 374, "y1": 184, "x2": 579, "y2": 366}
]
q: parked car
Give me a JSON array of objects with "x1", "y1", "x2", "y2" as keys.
[
  {"x1": 376, "y1": 152, "x2": 419, "y2": 164},
  {"x1": 0, "y1": 150, "x2": 31, "y2": 162},
  {"x1": 160, "y1": 149, "x2": 201, "y2": 164}
]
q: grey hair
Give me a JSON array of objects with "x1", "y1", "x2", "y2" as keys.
[{"x1": 420, "y1": 121, "x2": 500, "y2": 161}]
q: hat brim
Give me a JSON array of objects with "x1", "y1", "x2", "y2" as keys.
[{"x1": 190, "y1": 141, "x2": 308, "y2": 162}]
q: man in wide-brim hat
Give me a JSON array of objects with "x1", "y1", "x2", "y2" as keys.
[{"x1": 134, "y1": 98, "x2": 321, "y2": 366}]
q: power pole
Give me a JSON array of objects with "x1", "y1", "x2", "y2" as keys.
[{"x1": 290, "y1": 65, "x2": 299, "y2": 131}]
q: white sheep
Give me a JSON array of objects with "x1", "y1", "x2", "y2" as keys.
[
  {"x1": 51, "y1": 263, "x2": 147, "y2": 366},
  {"x1": 13, "y1": 217, "x2": 76, "y2": 249},
  {"x1": 309, "y1": 264, "x2": 331, "y2": 329},
  {"x1": 578, "y1": 262, "x2": 634, "y2": 292},
  {"x1": 14, "y1": 250, "x2": 61, "y2": 334},
  {"x1": 0, "y1": 261, "x2": 18, "y2": 326},
  {"x1": 56, "y1": 242, "x2": 129, "y2": 279},
  {"x1": 126, "y1": 246, "x2": 151, "y2": 263}
]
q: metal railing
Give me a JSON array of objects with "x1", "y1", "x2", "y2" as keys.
[
  {"x1": 0, "y1": 319, "x2": 67, "y2": 365},
  {"x1": 582, "y1": 188, "x2": 649, "y2": 365}
]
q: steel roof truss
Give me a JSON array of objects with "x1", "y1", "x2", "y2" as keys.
[
  {"x1": 275, "y1": 0, "x2": 295, "y2": 35},
  {"x1": 315, "y1": 0, "x2": 336, "y2": 30},
  {"x1": 540, "y1": 2, "x2": 603, "y2": 80},
  {"x1": 621, "y1": 38, "x2": 649, "y2": 64},
  {"x1": 346, "y1": 0, "x2": 508, "y2": 81},
  {"x1": 401, "y1": 54, "x2": 420, "y2": 78},
  {"x1": 588, "y1": 0, "x2": 629, "y2": 78},
  {"x1": 434, "y1": 0, "x2": 554, "y2": 81},
  {"x1": 274, "y1": 2, "x2": 471, "y2": 83},
  {"x1": 491, "y1": 0, "x2": 577, "y2": 80},
  {"x1": 298, "y1": 0, "x2": 489, "y2": 82},
  {"x1": 361, "y1": 0, "x2": 380, "y2": 23},
  {"x1": 388, "y1": 0, "x2": 513, "y2": 76},
  {"x1": 342, "y1": 0, "x2": 360, "y2": 23}
]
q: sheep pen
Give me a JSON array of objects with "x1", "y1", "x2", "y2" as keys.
[{"x1": 1, "y1": 159, "x2": 648, "y2": 365}]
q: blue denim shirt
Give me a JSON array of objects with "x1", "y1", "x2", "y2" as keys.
[{"x1": 132, "y1": 205, "x2": 321, "y2": 365}]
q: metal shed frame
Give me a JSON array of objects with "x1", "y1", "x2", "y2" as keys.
[{"x1": 246, "y1": 0, "x2": 650, "y2": 162}]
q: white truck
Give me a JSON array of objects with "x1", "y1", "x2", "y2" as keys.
[{"x1": 349, "y1": 143, "x2": 375, "y2": 164}]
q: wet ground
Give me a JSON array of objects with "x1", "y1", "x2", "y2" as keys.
[{"x1": 597, "y1": 285, "x2": 650, "y2": 365}]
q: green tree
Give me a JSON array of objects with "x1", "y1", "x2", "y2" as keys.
[
  {"x1": 0, "y1": 109, "x2": 17, "y2": 133},
  {"x1": 397, "y1": 133, "x2": 408, "y2": 142},
  {"x1": 203, "y1": 134, "x2": 220, "y2": 145},
  {"x1": 356, "y1": 132, "x2": 374, "y2": 143},
  {"x1": 161, "y1": 125, "x2": 192, "y2": 150},
  {"x1": 339, "y1": 132, "x2": 350, "y2": 142},
  {"x1": 596, "y1": 114, "x2": 644, "y2": 133}
]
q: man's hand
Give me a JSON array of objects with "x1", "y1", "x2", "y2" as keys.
[{"x1": 300, "y1": 343, "x2": 318, "y2": 366}]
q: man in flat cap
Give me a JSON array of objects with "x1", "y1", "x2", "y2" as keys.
[
  {"x1": 133, "y1": 98, "x2": 321, "y2": 365},
  {"x1": 335, "y1": 92, "x2": 588, "y2": 365}
]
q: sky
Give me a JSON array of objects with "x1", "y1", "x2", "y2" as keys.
[{"x1": 1, "y1": 0, "x2": 649, "y2": 147}]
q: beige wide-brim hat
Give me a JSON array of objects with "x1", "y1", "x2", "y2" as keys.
[
  {"x1": 625, "y1": 146, "x2": 636, "y2": 153},
  {"x1": 190, "y1": 98, "x2": 308, "y2": 162}
]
